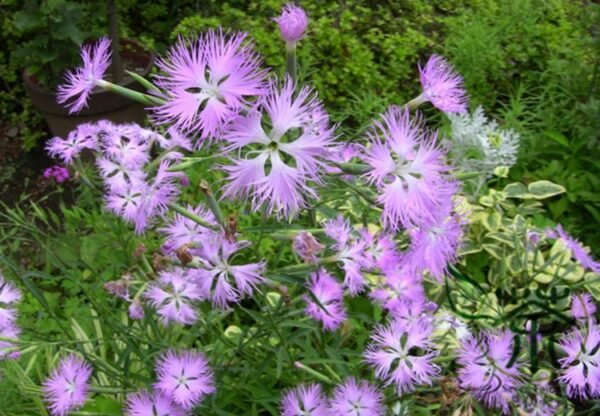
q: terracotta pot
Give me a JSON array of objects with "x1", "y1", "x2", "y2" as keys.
[{"x1": 23, "y1": 39, "x2": 155, "y2": 138}]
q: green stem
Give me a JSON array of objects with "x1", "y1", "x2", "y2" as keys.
[
  {"x1": 199, "y1": 180, "x2": 224, "y2": 227},
  {"x1": 96, "y1": 80, "x2": 165, "y2": 105},
  {"x1": 125, "y1": 70, "x2": 160, "y2": 92},
  {"x1": 294, "y1": 361, "x2": 334, "y2": 384},
  {"x1": 286, "y1": 42, "x2": 297, "y2": 83},
  {"x1": 334, "y1": 162, "x2": 369, "y2": 175},
  {"x1": 405, "y1": 94, "x2": 425, "y2": 111},
  {"x1": 168, "y1": 203, "x2": 217, "y2": 230},
  {"x1": 89, "y1": 386, "x2": 135, "y2": 394}
]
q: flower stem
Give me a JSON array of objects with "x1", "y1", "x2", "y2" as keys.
[
  {"x1": 286, "y1": 42, "x2": 297, "y2": 83},
  {"x1": 199, "y1": 180, "x2": 224, "y2": 227},
  {"x1": 96, "y1": 79, "x2": 165, "y2": 105},
  {"x1": 294, "y1": 361, "x2": 335, "y2": 384},
  {"x1": 405, "y1": 94, "x2": 425, "y2": 111},
  {"x1": 167, "y1": 202, "x2": 217, "y2": 230}
]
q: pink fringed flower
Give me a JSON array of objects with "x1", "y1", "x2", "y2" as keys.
[
  {"x1": 570, "y1": 293, "x2": 597, "y2": 320},
  {"x1": 154, "y1": 350, "x2": 215, "y2": 410},
  {"x1": 328, "y1": 378, "x2": 384, "y2": 416},
  {"x1": 304, "y1": 268, "x2": 346, "y2": 331},
  {"x1": 43, "y1": 166, "x2": 70, "y2": 183},
  {"x1": 547, "y1": 224, "x2": 600, "y2": 274},
  {"x1": 362, "y1": 106, "x2": 452, "y2": 230},
  {"x1": 46, "y1": 122, "x2": 100, "y2": 164},
  {"x1": 153, "y1": 31, "x2": 267, "y2": 142},
  {"x1": 222, "y1": 78, "x2": 336, "y2": 218},
  {"x1": 365, "y1": 317, "x2": 439, "y2": 393},
  {"x1": 369, "y1": 269, "x2": 426, "y2": 317},
  {"x1": 0, "y1": 274, "x2": 22, "y2": 360},
  {"x1": 159, "y1": 203, "x2": 216, "y2": 253},
  {"x1": 274, "y1": 4, "x2": 309, "y2": 43},
  {"x1": 281, "y1": 383, "x2": 329, "y2": 416},
  {"x1": 57, "y1": 37, "x2": 111, "y2": 113},
  {"x1": 417, "y1": 54, "x2": 468, "y2": 114},
  {"x1": 145, "y1": 268, "x2": 203, "y2": 325},
  {"x1": 189, "y1": 233, "x2": 265, "y2": 308},
  {"x1": 125, "y1": 391, "x2": 186, "y2": 416},
  {"x1": 403, "y1": 207, "x2": 464, "y2": 281},
  {"x1": 43, "y1": 355, "x2": 93, "y2": 416},
  {"x1": 558, "y1": 322, "x2": 600, "y2": 399},
  {"x1": 457, "y1": 330, "x2": 523, "y2": 413},
  {"x1": 324, "y1": 216, "x2": 370, "y2": 295}
]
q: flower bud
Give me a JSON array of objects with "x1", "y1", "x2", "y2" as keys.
[{"x1": 274, "y1": 4, "x2": 308, "y2": 43}]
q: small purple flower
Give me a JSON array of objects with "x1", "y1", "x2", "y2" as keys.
[
  {"x1": 417, "y1": 54, "x2": 468, "y2": 114},
  {"x1": 125, "y1": 390, "x2": 186, "y2": 416},
  {"x1": 457, "y1": 330, "x2": 522, "y2": 413},
  {"x1": 274, "y1": 4, "x2": 309, "y2": 43},
  {"x1": 43, "y1": 354, "x2": 93, "y2": 416},
  {"x1": 403, "y1": 207, "x2": 464, "y2": 281},
  {"x1": 154, "y1": 350, "x2": 215, "y2": 410},
  {"x1": 159, "y1": 204, "x2": 216, "y2": 254},
  {"x1": 369, "y1": 269, "x2": 425, "y2": 316},
  {"x1": 547, "y1": 224, "x2": 600, "y2": 274},
  {"x1": 570, "y1": 293, "x2": 597, "y2": 320},
  {"x1": 362, "y1": 106, "x2": 451, "y2": 230},
  {"x1": 328, "y1": 378, "x2": 384, "y2": 416},
  {"x1": 145, "y1": 268, "x2": 203, "y2": 325},
  {"x1": 324, "y1": 216, "x2": 370, "y2": 295},
  {"x1": 359, "y1": 230, "x2": 400, "y2": 272},
  {"x1": 222, "y1": 78, "x2": 336, "y2": 218},
  {"x1": 0, "y1": 323, "x2": 21, "y2": 360},
  {"x1": 43, "y1": 166, "x2": 70, "y2": 183},
  {"x1": 189, "y1": 233, "x2": 265, "y2": 308},
  {"x1": 365, "y1": 317, "x2": 439, "y2": 393},
  {"x1": 46, "y1": 122, "x2": 100, "y2": 164},
  {"x1": 57, "y1": 37, "x2": 111, "y2": 113},
  {"x1": 153, "y1": 31, "x2": 267, "y2": 142},
  {"x1": 304, "y1": 268, "x2": 346, "y2": 331},
  {"x1": 558, "y1": 322, "x2": 600, "y2": 399},
  {"x1": 281, "y1": 383, "x2": 329, "y2": 416},
  {"x1": 0, "y1": 274, "x2": 21, "y2": 305},
  {"x1": 293, "y1": 231, "x2": 325, "y2": 263},
  {"x1": 128, "y1": 299, "x2": 145, "y2": 320}
]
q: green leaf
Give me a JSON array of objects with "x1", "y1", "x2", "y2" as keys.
[
  {"x1": 14, "y1": 11, "x2": 43, "y2": 31},
  {"x1": 503, "y1": 182, "x2": 531, "y2": 199},
  {"x1": 482, "y1": 212, "x2": 501, "y2": 232},
  {"x1": 527, "y1": 180, "x2": 566, "y2": 199},
  {"x1": 544, "y1": 131, "x2": 570, "y2": 148}
]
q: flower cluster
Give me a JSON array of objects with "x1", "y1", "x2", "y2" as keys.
[
  {"x1": 43, "y1": 165, "x2": 70, "y2": 183},
  {"x1": 0, "y1": 273, "x2": 21, "y2": 360}
]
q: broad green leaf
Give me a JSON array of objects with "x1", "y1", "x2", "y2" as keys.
[
  {"x1": 527, "y1": 180, "x2": 566, "y2": 199},
  {"x1": 503, "y1": 182, "x2": 531, "y2": 199}
]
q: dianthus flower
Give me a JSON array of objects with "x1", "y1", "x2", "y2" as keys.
[
  {"x1": 153, "y1": 30, "x2": 267, "y2": 142},
  {"x1": 274, "y1": 4, "x2": 309, "y2": 43},
  {"x1": 328, "y1": 378, "x2": 384, "y2": 416},
  {"x1": 154, "y1": 350, "x2": 215, "y2": 410},
  {"x1": 46, "y1": 122, "x2": 100, "y2": 164},
  {"x1": 324, "y1": 216, "x2": 370, "y2": 295},
  {"x1": 43, "y1": 166, "x2": 70, "y2": 183},
  {"x1": 0, "y1": 274, "x2": 22, "y2": 360},
  {"x1": 292, "y1": 231, "x2": 324, "y2": 263},
  {"x1": 547, "y1": 224, "x2": 600, "y2": 274},
  {"x1": 125, "y1": 390, "x2": 186, "y2": 416},
  {"x1": 222, "y1": 78, "x2": 336, "y2": 218},
  {"x1": 362, "y1": 106, "x2": 451, "y2": 230},
  {"x1": 159, "y1": 203, "x2": 216, "y2": 253},
  {"x1": 416, "y1": 54, "x2": 467, "y2": 114},
  {"x1": 365, "y1": 317, "x2": 439, "y2": 393},
  {"x1": 570, "y1": 293, "x2": 597, "y2": 321},
  {"x1": 403, "y1": 206, "x2": 464, "y2": 281},
  {"x1": 457, "y1": 330, "x2": 523, "y2": 413},
  {"x1": 558, "y1": 321, "x2": 600, "y2": 399},
  {"x1": 369, "y1": 268, "x2": 425, "y2": 316},
  {"x1": 145, "y1": 268, "x2": 203, "y2": 325},
  {"x1": 188, "y1": 233, "x2": 265, "y2": 308},
  {"x1": 359, "y1": 229, "x2": 400, "y2": 272},
  {"x1": 281, "y1": 383, "x2": 329, "y2": 416},
  {"x1": 57, "y1": 37, "x2": 111, "y2": 113},
  {"x1": 304, "y1": 268, "x2": 346, "y2": 331},
  {"x1": 43, "y1": 354, "x2": 93, "y2": 416}
]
